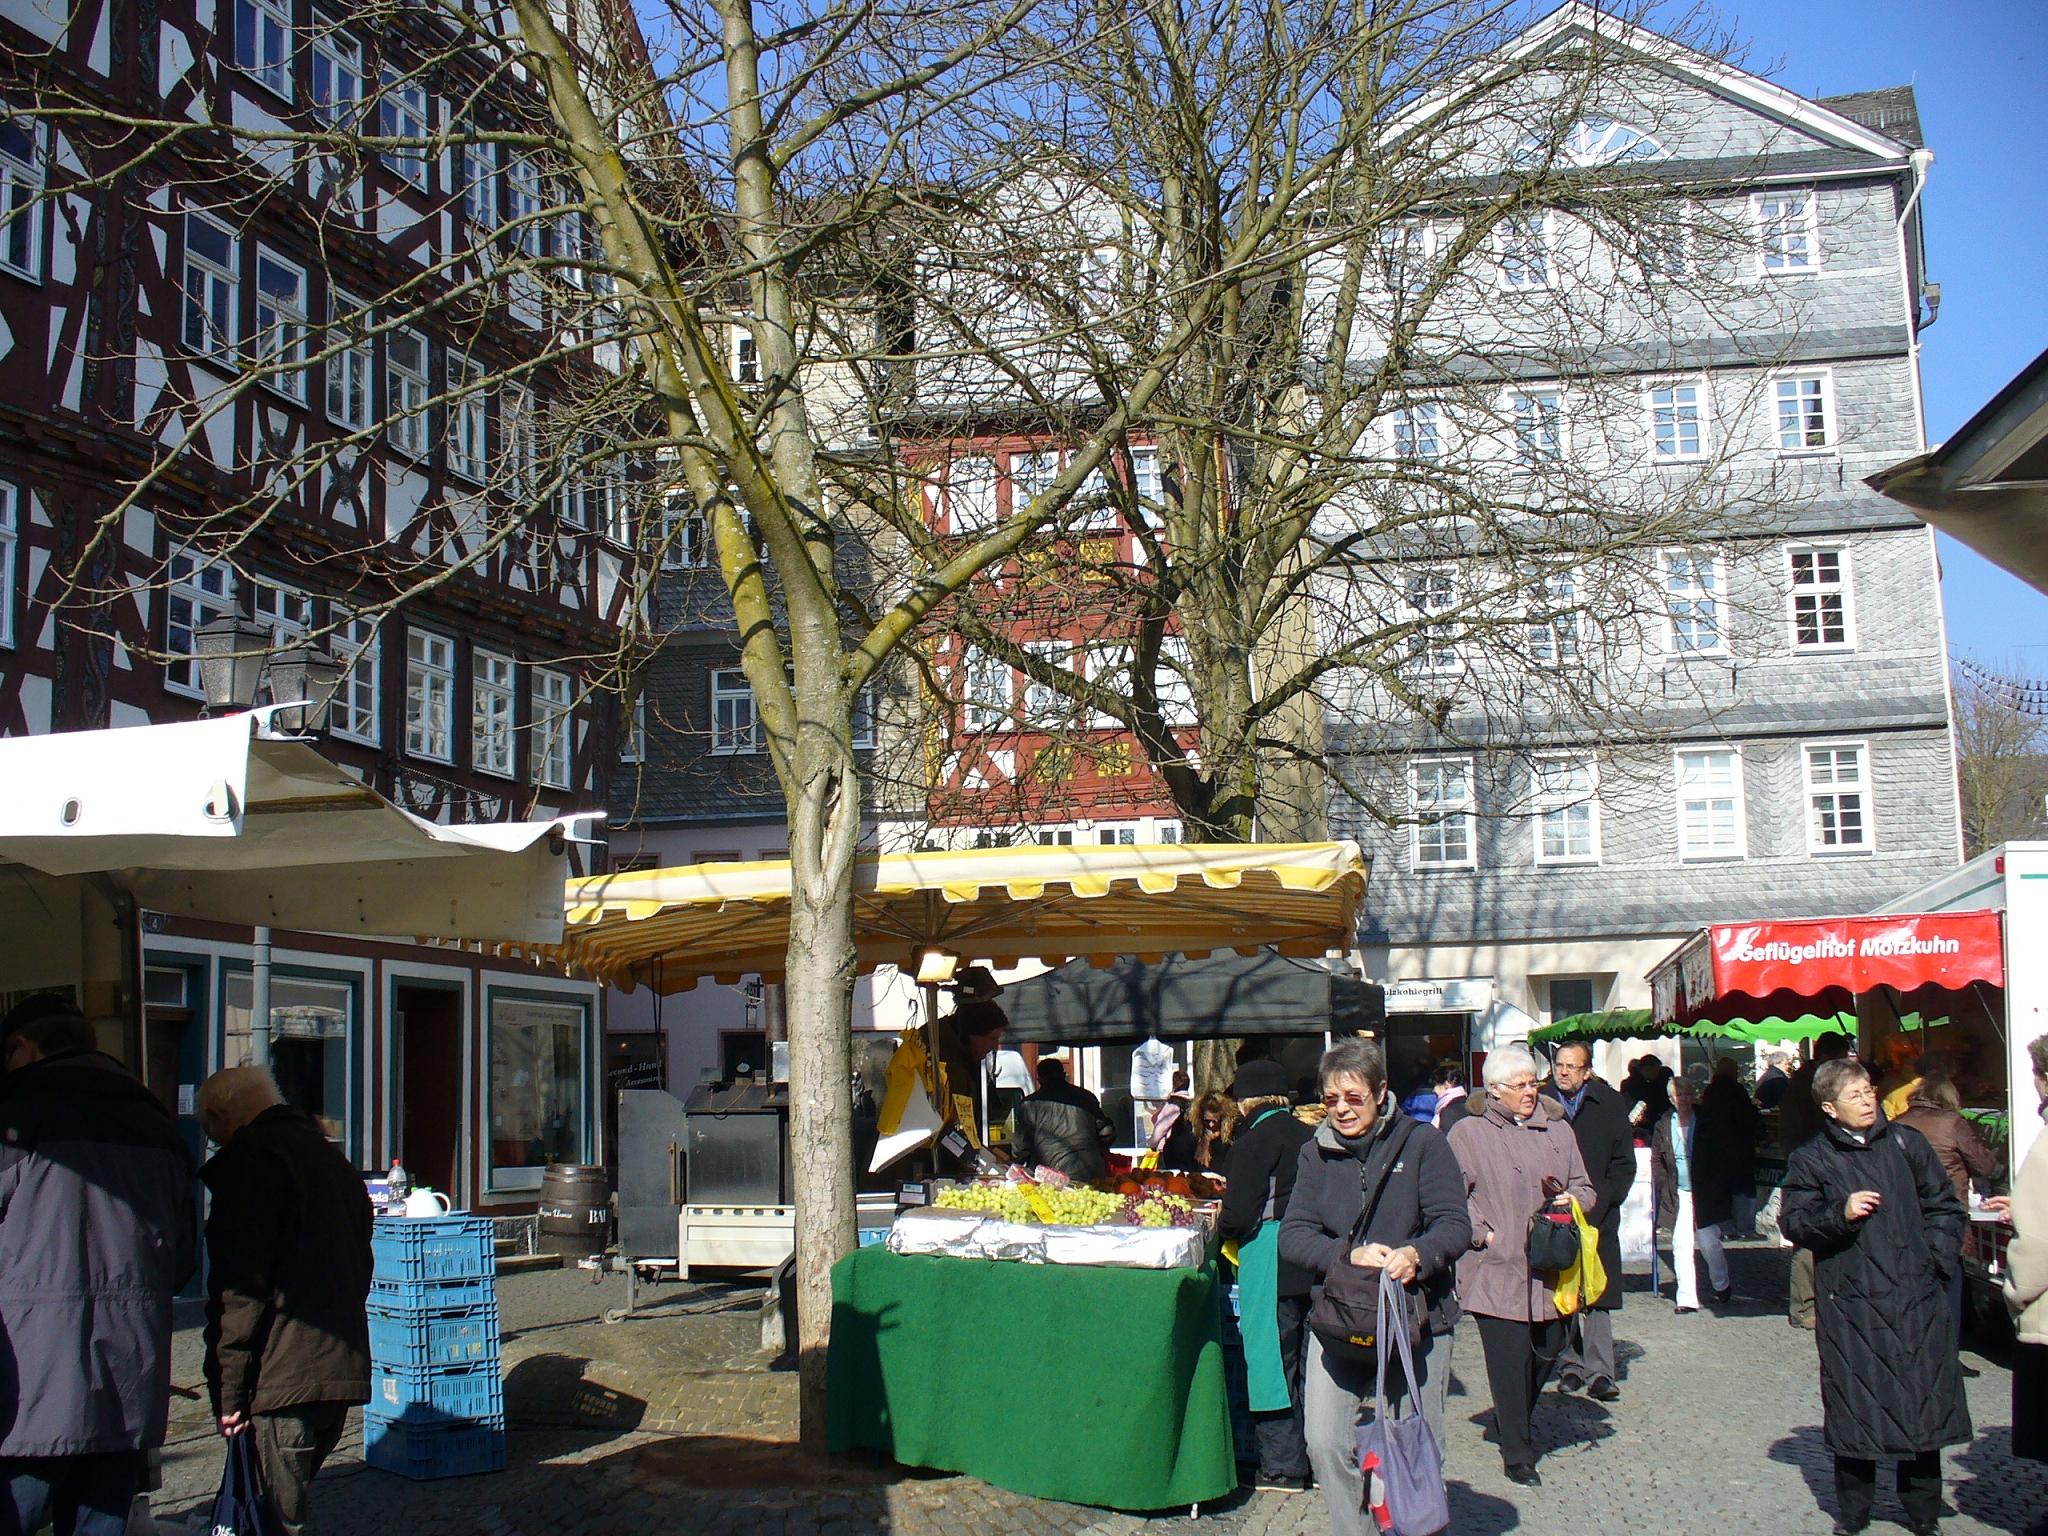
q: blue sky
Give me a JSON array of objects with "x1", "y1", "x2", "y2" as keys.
[{"x1": 1705, "y1": 0, "x2": 2048, "y2": 665}]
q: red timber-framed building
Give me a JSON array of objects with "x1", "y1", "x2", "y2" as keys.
[{"x1": 0, "y1": 0, "x2": 647, "y2": 1206}]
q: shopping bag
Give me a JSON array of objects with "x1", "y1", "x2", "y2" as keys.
[
  {"x1": 871, "y1": 1028, "x2": 941, "y2": 1172},
  {"x1": 209, "y1": 1434, "x2": 278, "y2": 1536},
  {"x1": 1550, "y1": 1197, "x2": 1608, "y2": 1317},
  {"x1": 1354, "y1": 1278, "x2": 1449, "y2": 1536}
]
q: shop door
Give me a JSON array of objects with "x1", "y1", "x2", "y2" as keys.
[{"x1": 395, "y1": 985, "x2": 462, "y2": 1198}]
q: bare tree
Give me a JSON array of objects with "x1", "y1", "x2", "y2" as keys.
[{"x1": 1952, "y1": 660, "x2": 2048, "y2": 855}]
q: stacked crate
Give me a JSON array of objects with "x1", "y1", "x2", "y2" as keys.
[{"x1": 364, "y1": 1217, "x2": 507, "y2": 1479}]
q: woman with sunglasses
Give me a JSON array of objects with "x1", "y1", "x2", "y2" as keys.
[
  {"x1": 1444, "y1": 1042, "x2": 1595, "y2": 1488},
  {"x1": 1280, "y1": 1039, "x2": 1470, "y2": 1535}
]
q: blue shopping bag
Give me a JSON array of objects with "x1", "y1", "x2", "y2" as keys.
[{"x1": 210, "y1": 1434, "x2": 279, "y2": 1536}]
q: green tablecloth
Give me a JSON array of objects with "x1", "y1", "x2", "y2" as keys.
[{"x1": 826, "y1": 1246, "x2": 1235, "y2": 1510}]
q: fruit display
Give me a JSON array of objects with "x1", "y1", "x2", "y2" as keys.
[
  {"x1": 932, "y1": 1179, "x2": 1209, "y2": 1230},
  {"x1": 1093, "y1": 1169, "x2": 1225, "y2": 1200}
]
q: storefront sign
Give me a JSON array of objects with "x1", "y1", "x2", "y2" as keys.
[
  {"x1": 1709, "y1": 912, "x2": 2003, "y2": 1001},
  {"x1": 1381, "y1": 977, "x2": 1494, "y2": 1014}
]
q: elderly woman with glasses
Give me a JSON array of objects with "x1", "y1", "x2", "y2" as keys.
[
  {"x1": 1780, "y1": 1057, "x2": 1968, "y2": 1536},
  {"x1": 1443, "y1": 1042, "x2": 1595, "y2": 1488},
  {"x1": 1279, "y1": 1038, "x2": 1470, "y2": 1536}
]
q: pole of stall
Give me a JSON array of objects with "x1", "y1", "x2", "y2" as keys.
[{"x1": 250, "y1": 925, "x2": 273, "y2": 1069}]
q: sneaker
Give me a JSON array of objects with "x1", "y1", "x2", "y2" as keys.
[{"x1": 1253, "y1": 1475, "x2": 1310, "y2": 1494}]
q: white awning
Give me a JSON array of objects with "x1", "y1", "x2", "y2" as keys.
[{"x1": 0, "y1": 711, "x2": 592, "y2": 942}]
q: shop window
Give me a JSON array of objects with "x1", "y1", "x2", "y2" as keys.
[
  {"x1": 486, "y1": 993, "x2": 589, "y2": 1189},
  {"x1": 224, "y1": 971, "x2": 352, "y2": 1151}
]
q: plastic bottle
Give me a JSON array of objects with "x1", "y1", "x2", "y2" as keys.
[{"x1": 387, "y1": 1157, "x2": 410, "y2": 1214}]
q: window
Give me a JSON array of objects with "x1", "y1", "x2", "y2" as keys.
[
  {"x1": 233, "y1": 0, "x2": 292, "y2": 99},
  {"x1": 252, "y1": 249, "x2": 308, "y2": 400},
  {"x1": 1675, "y1": 748, "x2": 1745, "y2": 861},
  {"x1": 1411, "y1": 757, "x2": 1475, "y2": 869},
  {"x1": 1776, "y1": 373, "x2": 1833, "y2": 452},
  {"x1": 532, "y1": 667, "x2": 573, "y2": 790},
  {"x1": 502, "y1": 383, "x2": 536, "y2": 500},
  {"x1": 181, "y1": 211, "x2": 237, "y2": 354},
  {"x1": 505, "y1": 154, "x2": 543, "y2": 257},
  {"x1": 459, "y1": 134, "x2": 496, "y2": 230},
  {"x1": 378, "y1": 71, "x2": 428, "y2": 188},
  {"x1": 661, "y1": 494, "x2": 710, "y2": 569},
  {"x1": 733, "y1": 331, "x2": 760, "y2": 384},
  {"x1": 1533, "y1": 755, "x2": 1598, "y2": 865},
  {"x1": 1521, "y1": 117, "x2": 1667, "y2": 168},
  {"x1": 1648, "y1": 381, "x2": 1704, "y2": 460},
  {"x1": 0, "y1": 481, "x2": 16, "y2": 648},
  {"x1": 309, "y1": 25, "x2": 362, "y2": 129},
  {"x1": 1663, "y1": 551, "x2": 1724, "y2": 656},
  {"x1": 472, "y1": 649, "x2": 516, "y2": 777},
  {"x1": 225, "y1": 973, "x2": 352, "y2": 1149},
  {"x1": 404, "y1": 628, "x2": 455, "y2": 761},
  {"x1": 710, "y1": 667, "x2": 759, "y2": 754},
  {"x1": 1526, "y1": 568, "x2": 1579, "y2": 666},
  {"x1": 0, "y1": 117, "x2": 45, "y2": 281},
  {"x1": 1806, "y1": 743, "x2": 1872, "y2": 853},
  {"x1": 1392, "y1": 403, "x2": 1441, "y2": 462},
  {"x1": 962, "y1": 647, "x2": 1010, "y2": 732},
  {"x1": 1130, "y1": 447, "x2": 1164, "y2": 508},
  {"x1": 1512, "y1": 389, "x2": 1563, "y2": 463},
  {"x1": 486, "y1": 993, "x2": 589, "y2": 1190},
  {"x1": 325, "y1": 289, "x2": 371, "y2": 429},
  {"x1": 1378, "y1": 220, "x2": 1432, "y2": 298},
  {"x1": 946, "y1": 455, "x2": 996, "y2": 533},
  {"x1": 1641, "y1": 198, "x2": 1692, "y2": 281},
  {"x1": 1405, "y1": 569, "x2": 1458, "y2": 672},
  {"x1": 385, "y1": 329, "x2": 428, "y2": 458},
  {"x1": 1497, "y1": 211, "x2": 1551, "y2": 290},
  {"x1": 164, "y1": 550, "x2": 236, "y2": 696},
  {"x1": 1009, "y1": 450, "x2": 1059, "y2": 512},
  {"x1": 1158, "y1": 635, "x2": 1198, "y2": 726},
  {"x1": 1755, "y1": 190, "x2": 1818, "y2": 272},
  {"x1": 330, "y1": 611, "x2": 379, "y2": 743},
  {"x1": 448, "y1": 352, "x2": 487, "y2": 482},
  {"x1": 1018, "y1": 640, "x2": 1072, "y2": 727},
  {"x1": 249, "y1": 576, "x2": 311, "y2": 646},
  {"x1": 620, "y1": 695, "x2": 646, "y2": 762},
  {"x1": 1788, "y1": 546, "x2": 1853, "y2": 650},
  {"x1": 591, "y1": 456, "x2": 629, "y2": 545},
  {"x1": 850, "y1": 687, "x2": 874, "y2": 750},
  {"x1": 1085, "y1": 645, "x2": 1130, "y2": 727}
]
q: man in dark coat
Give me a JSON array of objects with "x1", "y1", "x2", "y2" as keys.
[
  {"x1": 198, "y1": 1067, "x2": 374, "y2": 1536},
  {"x1": 1550, "y1": 1043, "x2": 1637, "y2": 1401},
  {"x1": 0, "y1": 996, "x2": 195, "y2": 1536},
  {"x1": 1006, "y1": 1059, "x2": 1113, "y2": 1179},
  {"x1": 1216, "y1": 1060, "x2": 1316, "y2": 1491},
  {"x1": 1780, "y1": 1058, "x2": 1968, "y2": 1536}
]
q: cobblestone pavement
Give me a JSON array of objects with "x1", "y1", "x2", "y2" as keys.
[{"x1": 147, "y1": 1244, "x2": 2048, "y2": 1535}]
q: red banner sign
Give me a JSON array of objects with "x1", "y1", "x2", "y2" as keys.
[{"x1": 1709, "y1": 912, "x2": 2004, "y2": 1002}]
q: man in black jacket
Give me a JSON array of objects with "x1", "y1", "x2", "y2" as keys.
[
  {"x1": 1007, "y1": 1059, "x2": 1113, "y2": 1179},
  {"x1": 197, "y1": 1067, "x2": 373, "y2": 1536},
  {"x1": 1216, "y1": 1060, "x2": 1316, "y2": 1491},
  {"x1": 1551, "y1": 1042, "x2": 1637, "y2": 1401},
  {"x1": 0, "y1": 997, "x2": 195, "y2": 1536}
]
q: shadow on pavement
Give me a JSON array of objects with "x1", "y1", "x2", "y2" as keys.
[
  {"x1": 1767, "y1": 1424, "x2": 1841, "y2": 1527},
  {"x1": 504, "y1": 1353, "x2": 647, "y2": 1431},
  {"x1": 1951, "y1": 1426, "x2": 2048, "y2": 1533},
  {"x1": 1444, "y1": 1478, "x2": 1522, "y2": 1534}
]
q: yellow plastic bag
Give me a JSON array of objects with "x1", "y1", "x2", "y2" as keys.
[
  {"x1": 870, "y1": 1029, "x2": 941, "y2": 1172},
  {"x1": 1552, "y1": 1196, "x2": 1608, "y2": 1317}
]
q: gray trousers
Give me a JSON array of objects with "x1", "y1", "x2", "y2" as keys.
[
  {"x1": 252, "y1": 1404, "x2": 350, "y2": 1536},
  {"x1": 1790, "y1": 1247, "x2": 1817, "y2": 1326},
  {"x1": 1304, "y1": 1330, "x2": 1450, "y2": 1536},
  {"x1": 1557, "y1": 1308, "x2": 1616, "y2": 1388}
]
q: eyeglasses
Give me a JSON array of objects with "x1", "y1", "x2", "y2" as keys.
[
  {"x1": 1501, "y1": 1078, "x2": 1540, "y2": 1093},
  {"x1": 1322, "y1": 1091, "x2": 1371, "y2": 1108}
]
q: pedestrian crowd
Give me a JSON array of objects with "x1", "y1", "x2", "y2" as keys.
[
  {"x1": 1203, "y1": 1030, "x2": 2048, "y2": 1536},
  {"x1": 0, "y1": 994, "x2": 373, "y2": 1536}
]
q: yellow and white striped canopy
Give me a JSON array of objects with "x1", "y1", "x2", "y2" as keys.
[{"x1": 543, "y1": 841, "x2": 1368, "y2": 993}]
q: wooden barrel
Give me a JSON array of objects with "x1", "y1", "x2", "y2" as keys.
[{"x1": 538, "y1": 1164, "x2": 612, "y2": 1256}]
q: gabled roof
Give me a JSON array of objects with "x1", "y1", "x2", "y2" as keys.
[
  {"x1": 1817, "y1": 86, "x2": 1925, "y2": 149},
  {"x1": 1384, "y1": 0, "x2": 1917, "y2": 164}
]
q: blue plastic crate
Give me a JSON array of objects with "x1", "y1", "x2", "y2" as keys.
[
  {"x1": 372, "y1": 1217, "x2": 496, "y2": 1284},
  {"x1": 371, "y1": 1275, "x2": 497, "y2": 1312},
  {"x1": 367, "y1": 1301, "x2": 501, "y2": 1368},
  {"x1": 371, "y1": 1362, "x2": 505, "y2": 1426},
  {"x1": 363, "y1": 1413, "x2": 507, "y2": 1480}
]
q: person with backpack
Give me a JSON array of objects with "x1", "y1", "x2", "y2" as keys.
[{"x1": 1279, "y1": 1039, "x2": 1470, "y2": 1536}]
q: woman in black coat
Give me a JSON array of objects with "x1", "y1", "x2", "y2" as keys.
[{"x1": 1780, "y1": 1058, "x2": 1969, "y2": 1536}]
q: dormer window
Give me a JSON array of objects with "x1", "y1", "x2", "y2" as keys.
[{"x1": 1518, "y1": 117, "x2": 1668, "y2": 169}]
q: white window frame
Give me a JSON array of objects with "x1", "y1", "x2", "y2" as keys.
[
  {"x1": 330, "y1": 610, "x2": 380, "y2": 744},
  {"x1": 502, "y1": 382, "x2": 536, "y2": 501},
  {"x1": 233, "y1": 0, "x2": 293, "y2": 101},
  {"x1": 850, "y1": 688, "x2": 874, "y2": 751},
  {"x1": 620, "y1": 695, "x2": 646, "y2": 762},
  {"x1": 709, "y1": 667, "x2": 760, "y2": 755},
  {"x1": 324, "y1": 288, "x2": 371, "y2": 430},
  {"x1": 662, "y1": 493, "x2": 710, "y2": 570},
  {"x1": 1675, "y1": 746, "x2": 1746, "y2": 862},
  {"x1": 1647, "y1": 378, "x2": 1707, "y2": 462},
  {"x1": 1662, "y1": 549, "x2": 1727, "y2": 658},
  {"x1": 378, "y1": 70, "x2": 429, "y2": 189},
  {"x1": 1379, "y1": 218, "x2": 1435, "y2": 299},
  {"x1": 404, "y1": 627, "x2": 456, "y2": 762},
  {"x1": 1391, "y1": 402, "x2": 1441, "y2": 462},
  {"x1": 0, "y1": 481, "x2": 17, "y2": 649},
  {"x1": 252, "y1": 247, "x2": 308, "y2": 401},
  {"x1": 1775, "y1": 370, "x2": 1836, "y2": 455},
  {"x1": 1495, "y1": 210, "x2": 1552, "y2": 291},
  {"x1": 505, "y1": 154, "x2": 543, "y2": 258},
  {"x1": 1018, "y1": 639, "x2": 1073, "y2": 728},
  {"x1": 164, "y1": 549, "x2": 236, "y2": 697},
  {"x1": 1085, "y1": 644, "x2": 1131, "y2": 728},
  {"x1": 1405, "y1": 567, "x2": 1459, "y2": 674},
  {"x1": 1157, "y1": 634, "x2": 1197, "y2": 727},
  {"x1": 248, "y1": 576, "x2": 311, "y2": 647},
  {"x1": 1787, "y1": 544, "x2": 1856, "y2": 652},
  {"x1": 733, "y1": 330, "x2": 760, "y2": 384},
  {"x1": 1009, "y1": 450, "x2": 1059, "y2": 514},
  {"x1": 1510, "y1": 388, "x2": 1564, "y2": 464},
  {"x1": 447, "y1": 351, "x2": 487, "y2": 483},
  {"x1": 1753, "y1": 188, "x2": 1819, "y2": 274},
  {"x1": 532, "y1": 668, "x2": 574, "y2": 790},
  {"x1": 1642, "y1": 197, "x2": 1693, "y2": 282},
  {"x1": 945, "y1": 455, "x2": 996, "y2": 534},
  {"x1": 384, "y1": 327, "x2": 428, "y2": 459},
  {"x1": 1804, "y1": 740, "x2": 1874, "y2": 855},
  {"x1": 1532, "y1": 753, "x2": 1600, "y2": 867},
  {"x1": 459, "y1": 133, "x2": 497, "y2": 231},
  {"x1": 1410, "y1": 756, "x2": 1477, "y2": 871},
  {"x1": 962, "y1": 646, "x2": 1011, "y2": 733},
  {"x1": 308, "y1": 23, "x2": 362, "y2": 130},
  {"x1": 1526, "y1": 567, "x2": 1581, "y2": 668},
  {"x1": 0, "y1": 117, "x2": 46, "y2": 283},
  {"x1": 181, "y1": 210, "x2": 238, "y2": 356},
  {"x1": 472, "y1": 648, "x2": 517, "y2": 778}
]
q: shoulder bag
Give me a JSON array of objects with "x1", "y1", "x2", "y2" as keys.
[
  {"x1": 1356, "y1": 1275, "x2": 1451, "y2": 1536},
  {"x1": 1308, "y1": 1115, "x2": 1426, "y2": 1369}
]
